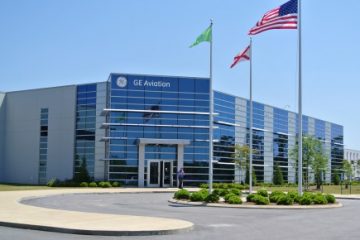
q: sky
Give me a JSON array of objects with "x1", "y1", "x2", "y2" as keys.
[{"x1": 0, "y1": 0, "x2": 359, "y2": 150}]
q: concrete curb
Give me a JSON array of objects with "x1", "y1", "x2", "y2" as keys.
[
  {"x1": 169, "y1": 199, "x2": 343, "y2": 210},
  {"x1": 0, "y1": 221, "x2": 193, "y2": 236},
  {"x1": 0, "y1": 188, "x2": 194, "y2": 236}
]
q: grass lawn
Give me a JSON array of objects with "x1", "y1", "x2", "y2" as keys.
[
  {"x1": 254, "y1": 184, "x2": 360, "y2": 195},
  {"x1": 0, "y1": 183, "x2": 51, "y2": 191}
]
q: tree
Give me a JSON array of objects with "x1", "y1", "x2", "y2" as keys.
[
  {"x1": 74, "y1": 157, "x2": 90, "y2": 183},
  {"x1": 233, "y1": 144, "x2": 257, "y2": 185},
  {"x1": 332, "y1": 168, "x2": 341, "y2": 185},
  {"x1": 342, "y1": 160, "x2": 353, "y2": 189},
  {"x1": 233, "y1": 145, "x2": 249, "y2": 184},
  {"x1": 273, "y1": 163, "x2": 284, "y2": 185},
  {"x1": 290, "y1": 135, "x2": 329, "y2": 190}
]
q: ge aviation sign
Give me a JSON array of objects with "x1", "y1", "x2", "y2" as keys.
[{"x1": 116, "y1": 76, "x2": 127, "y2": 88}]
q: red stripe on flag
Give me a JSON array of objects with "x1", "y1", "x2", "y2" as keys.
[{"x1": 230, "y1": 45, "x2": 250, "y2": 68}]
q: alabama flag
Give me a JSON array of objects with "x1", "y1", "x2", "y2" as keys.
[{"x1": 230, "y1": 45, "x2": 250, "y2": 68}]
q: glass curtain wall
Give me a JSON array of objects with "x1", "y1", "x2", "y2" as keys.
[
  {"x1": 75, "y1": 84, "x2": 97, "y2": 179},
  {"x1": 107, "y1": 74, "x2": 210, "y2": 186}
]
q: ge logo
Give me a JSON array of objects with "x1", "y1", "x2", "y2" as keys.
[{"x1": 116, "y1": 77, "x2": 127, "y2": 88}]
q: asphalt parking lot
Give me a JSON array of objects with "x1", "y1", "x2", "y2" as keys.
[{"x1": 1, "y1": 192, "x2": 360, "y2": 240}]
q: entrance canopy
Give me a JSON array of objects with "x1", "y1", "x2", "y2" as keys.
[{"x1": 137, "y1": 138, "x2": 190, "y2": 187}]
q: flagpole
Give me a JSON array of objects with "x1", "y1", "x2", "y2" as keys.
[
  {"x1": 209, "y1": 19, "x2": 214, "y2": 193},
  {"x1": 297, "y1": 0, "x2": 303, "y2": 195},
  {"x1": 249, "y1": 37, "x2": 253, "y2": 193}
]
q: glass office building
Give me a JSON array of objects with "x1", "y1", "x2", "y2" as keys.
[{"x1": 0, "y1": 73, "x2": 344, "y2": 186}]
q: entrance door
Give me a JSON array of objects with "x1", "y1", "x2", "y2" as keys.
[
  {"x1": 162, "y1": 161, "x2": 172, "y2": 188},
  {"x1": 147, "y1": 160, "x2": 173, "y2": 187},
  {"x1": 148, "y1": 160, "x2": 160, "y2": 187}
]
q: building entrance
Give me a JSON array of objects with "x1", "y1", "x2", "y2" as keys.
[{"x1": 147, "y1": 160, "x2": 173, "y2": 187}]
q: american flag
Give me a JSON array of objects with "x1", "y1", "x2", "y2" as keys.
[{"x1": 249, "y1": 0, "x2": 298, "y2": 36}]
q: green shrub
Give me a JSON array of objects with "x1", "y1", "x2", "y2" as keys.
[
  {"x1": 224, "y1": 193, "x2": 237, "y2": 202},
  {"x1": 218, "y1": 189, "x2": 230, "y2": 197},
  {"x1": 112, "y1": 182, "x2": 120, "y2": 187},
  {"x1": 277, "y1": 195, "x2": 294, "y2": 205},
  {"x1": 88, "y1": 182, "x2": 97, "y2": 187},
  {"x1": 303, "y1": 192, "x2": 315, "y2": 200},
  {"x1": 246, "y1": 193, "x2": 257, "y2": 202},
  {"x1": 218, "y1": 183, "x2": 228, "y2": 189},
  {"x1": 229, "y1": 188, "x2": 241, "y2": 196},
  {"x1": 269, "y1": 191, "x2": 286, "y2": 203},
  {"x1": 47, "y1": 178, "x2": 58, "y2": 187},
  {"x1": 313, "y1": 194, "x2": 328, "y2": 205},
  {"x1": 57, "y1": 179, "x2": 78, "y2": 187},
  {"x1": 228, "y1": 183, "x2": 245, "y2": 190},
  {"x1": 213, "y1": 183, "x2": 221, "y2": 189},
  {"x1": 205, "y1": 193, "x2": 220, "y2": 203},
  {"x1": 228, "y1": 195, "x2": 242, "y2": 204},
  {"x1": 199, "y1": 189, "x2": 209, "y2": 198},
  {"x1": 190, "y1": 192, "x2": 206, "y2": 202},
  {"x1": 80, "y1": 182, "x2": 88, "y2": 187},
  {"x1": 100, "y1": 181, "x2": 112, "y2": 188},
  {"x1": 98, "y1": 181, "x2": 105, "y2": 188},
  {"x1": 253, "y1": 195, "x2": 270, "y2": 205},
  {"x1": 325, "y1": 194, "x2": 336, "y2": 204},
  {"x1": 199, "y1": 183, "x2": 208, "y2": 189},
  {"x1": 213, "y1": 188, "x2": 229, "y2": 197},
  {"x1": 174, "y1": 189, "x2": 191, "y2": 200},
  {"x1": 287, "y1": 191, "x2": 301, "y2": 203},
  {"x1": 299, "y1": 196, "x2": 312, "y2": 205},
  {"x1": 257, "y1": 189, "x2": 268, "y2": 197}
]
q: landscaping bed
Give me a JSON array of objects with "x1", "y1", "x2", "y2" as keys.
[{"x1": 173, "y1": 184, "x2": 339, "y2": 207}]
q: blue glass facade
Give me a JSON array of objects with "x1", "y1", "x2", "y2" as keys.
[
  {"x1": 72, "y1": 74, "x2": 344, "y2": 186},
  {"x1": 105, "y1": 74, "x2": 210, "y2": 186},
  {"x1": 75, "y1": 84, "x2": 97, "y2": 178},
  {"x1": 211, "y1": 91, "x2": 344, "y2": 184}
]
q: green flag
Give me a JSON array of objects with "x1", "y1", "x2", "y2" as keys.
[{"x1": 189, "y1": 25, "x2": 212, "y2": 48}]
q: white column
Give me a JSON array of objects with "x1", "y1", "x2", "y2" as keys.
[
  {"x1": 308, "y1": 117, "x2": 315, "y2": 182},
  {"x1": 325, "y1": 122, "x2": 332, "y2": 183},
  {"x1": 263, "y1": 106, "x2": 273, "y2": 183},
  {"x1": 94, "y1": 82, "x2": 106, "y2": 181},
  {"x1": 138, "y1": 143, "x2": 145, "y2": 187},
  {"x1": 288, "y1": 112, "x2": 297, "y2": 183},
  {"x1": 235, "y1": 97, "x2": 247, "y2": 183}
]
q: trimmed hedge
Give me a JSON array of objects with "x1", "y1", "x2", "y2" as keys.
[
  {"x1": 213, "y1": 188, "x2": 229, "y2": 197},
  {"x1": 269, "y1": 191, "x2": 286, "y2": 203},
  {"x1": 89, "y1": 182, "x2": 97, "y2": 187},
  {"x1": 229, "y1": 188, "x2": 241, "y2": 196},
  {"x1": 253, "y1": 195, "x2": 270, "y2": 205},
  {"x1": 112, "y1": 182, "x2": 120, "y2": 187},
  {"x1": 325, "y1": 194, "x2": 336, "y2": 204},
  {"x1": 224, "y1": 193, "x2": 237, "y2": 202},
  {"x1": 299, "y1": 196, "x2": 312, "y2": 205},
  {"x1": 190, "y1": 191, "x2": 206, "y2": 202},
  {"x1": 246, "y1": 193, "x2": 257, "y2": 202},
  {"x1": 205, "y1": 193, "x2": 220, "y2": 203},
  {"x1": 277, "y1": 195, "x2": 294, "y2": 205},
  {"x1": 79, "y1": 182, "x2": 88, "y2": 187},
  {"x1": 257, "y1": 189, "x2": 268, "y2": 197},
  {"x1": 174, "y1": 189, "x2": 191, "y2": 200},
  {"x1": 313, "y1": 194, "x2": 328, "y2": 205},
  {"x1": 228, "y1": 195, "x2": 242, "y2": 204},
  {"x1": 98, "y1": 181, "x2": 112, "y2": 188}
]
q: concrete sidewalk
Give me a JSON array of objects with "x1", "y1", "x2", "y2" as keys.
[
  {"x1": 333, "y1": 194, "x2": 360, "y2": 200},
  {"x1": 0, "y1": 188, "x2": 193, "y2": 236}
]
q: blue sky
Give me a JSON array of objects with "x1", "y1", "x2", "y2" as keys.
[{"x1": 1, "y1": 0, "x2": 359, "y2": 150}]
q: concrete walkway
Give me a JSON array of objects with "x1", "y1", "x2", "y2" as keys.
[{"x1": 0, "y1": 188, "x2": 193, "y2": 236}]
